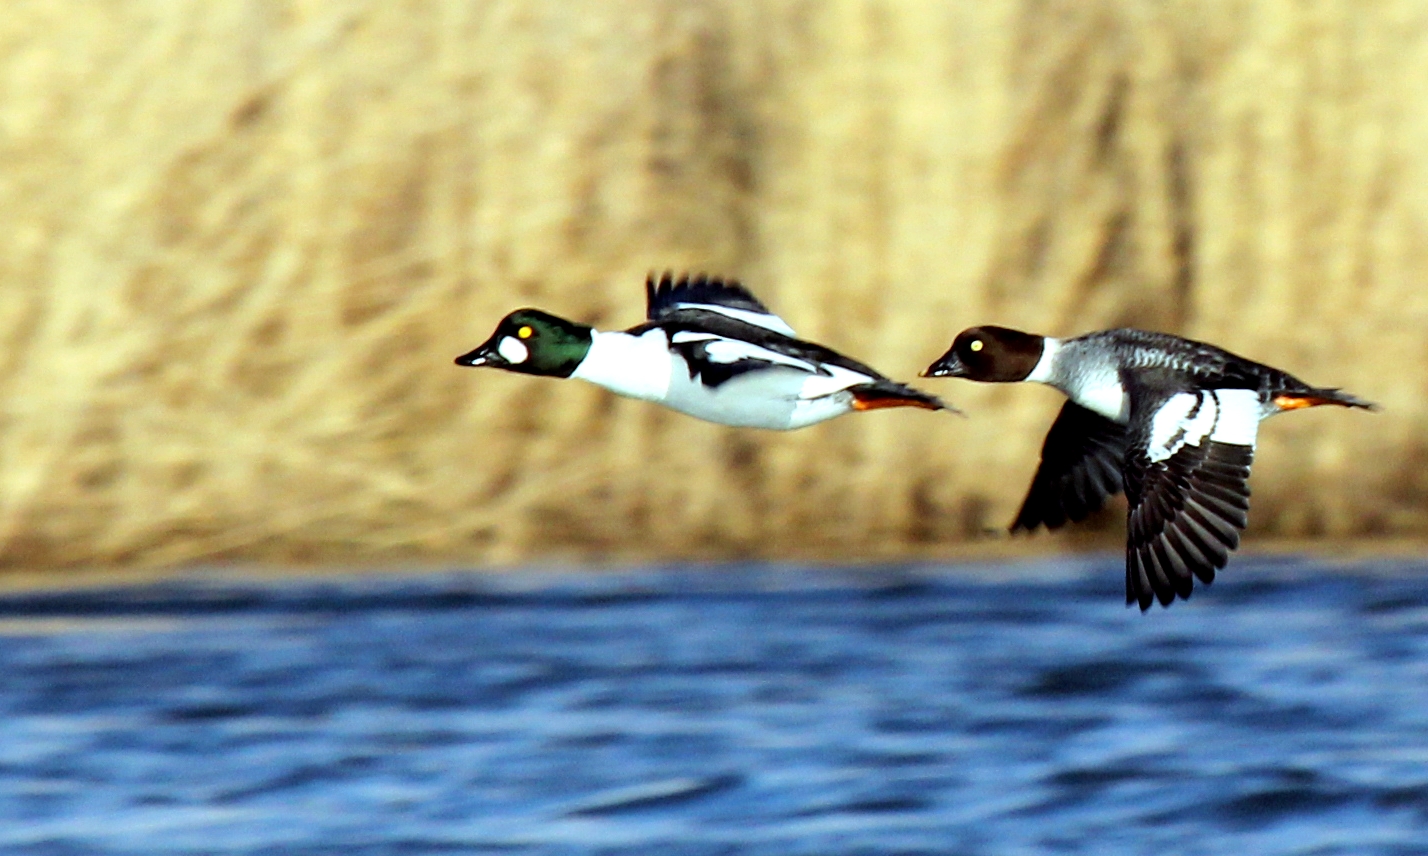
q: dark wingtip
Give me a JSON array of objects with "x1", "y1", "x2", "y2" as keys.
[
  {"x1": 645, "y1": 270, "x2": 767, "y2": 320},
  {"x1": 1327, "y1": 388, "x2": 1379, "y2": 411},
  {"x1": 1007, "y1": 518, "x2": 1036, "y2": 536},
  {"x1": 1007, "y1": 501, "x2": 1042, "y2": 534},
  {"x1": 924, "y1": 394, "x2": 964, "y2": 416},
  {"x1": 646, "y1": 270, "x2": 677, "y2": 314},
  {"x1": 1008, "y1": 497, "x2": 1071, "y2": 535}
]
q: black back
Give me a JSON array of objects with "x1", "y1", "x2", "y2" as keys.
[{"x1": 1084, "y1": 329, "x2": 1319, "y2": 397}]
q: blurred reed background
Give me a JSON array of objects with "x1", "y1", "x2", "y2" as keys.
[{"x1": 0, "y1": 0, "x2": 1424, "y2": 573}]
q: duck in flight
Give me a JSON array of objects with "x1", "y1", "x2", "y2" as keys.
[
  {"x1": 457, "y1": 273, "x2": 952, "y2": 430},
  {"x1": 923, "y1": 325, "x2": 1374, "y2": 610}
]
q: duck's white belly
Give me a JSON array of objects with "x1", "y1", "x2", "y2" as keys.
[
  {"x1": 664, "y1": 365, "x2": 854, "y2": 430},
  {"x1": 572, "y1": 329, "x2": 861, "y2": 430}
]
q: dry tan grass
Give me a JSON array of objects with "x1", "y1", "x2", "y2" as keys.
[{"x1": 0, "y1": 0, "x2": 1424, "y2": 572}]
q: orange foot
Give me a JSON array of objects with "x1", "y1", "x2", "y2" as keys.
[
  {"x1": 1274, "y1": 393, "x2": 1340, "y2": 411},
  {"x1": 851, "y1": 393, "x2": 942, "y2": 412}
]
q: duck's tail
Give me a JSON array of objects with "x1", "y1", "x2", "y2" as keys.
[
  {"x1": 850, "y1": 382, "x2": 957, "y2": 414},
  {"x1": 1273, "y1": 387, "x2": 1378, "y2": 412}
]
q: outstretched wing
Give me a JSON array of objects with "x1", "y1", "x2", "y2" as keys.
[
  {"x1": 646, "y1": 272, "x2": 797, "y2": 336},
  {"x1": 1122, "y1": 389, "x2": 1260, "y2": 610},
  {"x1": 1011, "y1": 402, "x2": 1129, "y2": 532}
]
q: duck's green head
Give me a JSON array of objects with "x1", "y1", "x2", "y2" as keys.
[{"x1": 455, "y1": 309, "x2": 593, "y2": 378}]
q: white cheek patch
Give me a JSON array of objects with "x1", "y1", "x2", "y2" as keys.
[{"x1": 497, "y1": 336, "x2": 529, "y2": 364}]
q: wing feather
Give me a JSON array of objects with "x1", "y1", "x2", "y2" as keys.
[
  {"x1": 1123, "y1": 390, "x2": 1261, "y2": 610},
  {"x1": 646, "y1": 272, "x2": 796, "y2": 336},
  {"x1": 1012, "y1": 402, "x2": 1130, "y2": 532}
]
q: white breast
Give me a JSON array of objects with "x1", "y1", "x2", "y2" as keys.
[
  {"x1": 1072, "y1": 376, "x2": 1129, "y2": 423},
  {"x1": 1029, "y1": 338, "x2": 1130, "y2": 422},
  {"x1": 1061, "y1": 362, "x2": 1129, "y2": 423},
  {"x1": 571, "y1": 330, "x2": 674, "y2": 402}
]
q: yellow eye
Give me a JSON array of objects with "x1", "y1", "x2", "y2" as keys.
[
  {"x1": 969, "y1": 339, "x2": 984, "y2": 352},
  {"x1": 517, "y1": 325, "x2": 534, "y2": 339}
]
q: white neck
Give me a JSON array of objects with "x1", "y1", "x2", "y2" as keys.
[
  {"x1": 1024, "y1": 337, "x2": 1061, "y2": 384},
  {"x1": 570, "y1": 330, "x2": 673, "y2": 402},
  {"x1": 1036, "y1": 337, "x2": 1130, "y2": 422}
]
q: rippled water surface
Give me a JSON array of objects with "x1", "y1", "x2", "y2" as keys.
[{"x1": 2, "y1": 557, "x2": 1428, "y2": 855}]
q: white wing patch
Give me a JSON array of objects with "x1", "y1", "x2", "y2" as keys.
[
  {"x1": 1146, "y1": 390, "x2": 1262, "y2": 463},
  {"x1": 670, "y1": 331, "x2": 721, "y2": 344},
  {"x1": 670, "y1": 328, "x2": 869, "y2": 395},
  {"x1": 1146, "y1": 393, "x2": 1214, "y2": 462},
  {"x1": 698, "y1": 337, "x2": 818, "y2": 372},
  {"x1": 1209, "y1": 388, "x2": 1262, "y2": 446},
  {"x1": 674, "y1": 303, "x2": 797, "y2": 337}
]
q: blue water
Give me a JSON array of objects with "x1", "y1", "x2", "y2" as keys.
[{"x1": 1, "y1": 557, "x2": 1427, "y2": 855}]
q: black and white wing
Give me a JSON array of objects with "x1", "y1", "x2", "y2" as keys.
[
  {"x1": 646, "y1": 272, "x2": 797, "y2": 337},
  {"x1": 641, "y1": 272, "x2": 946, "y2": 408},
  {"x1": 1011, "y1": 402, "x2": 1129, "y2": 532},
  {"x1": 665, "y1": 329, "x2": 835, "y2": 388},
  {"x1": 644, "y1": 272, "x2": 856, "y2": 389},
  {"x1": 1123, "y1": 389, "x2": 1261, "y2": 610},
  {"x1": 666, "y1": 328, "x2": 947, "y2": 409}
]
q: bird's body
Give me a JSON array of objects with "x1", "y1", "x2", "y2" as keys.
[
  {"x1": 925, "y1": 325, "x2": 1374, "y2": 610},
  {"x1": 457, "y1": 273, "x2": 950, "y2": 430},
  {"x1": 1026, "y1": 329, "x2": 1349, "y2": 424},
  {"x1": 566, "y1": 325, "x2": 881, "y2": 429}
]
